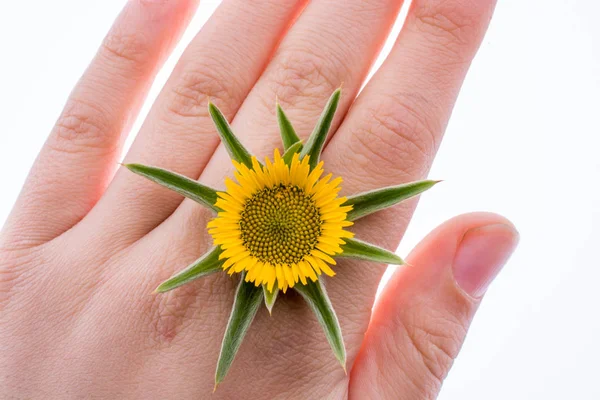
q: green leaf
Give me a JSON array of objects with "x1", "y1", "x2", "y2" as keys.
[
  {"x1": 282, "y1": 141, "x2": 303, "y2": 165},
  {"x1": 208, "y1": 102, "x2": 254, "y2": 168},
  {"x1": 294, "y1": 280, "x2": 345, "y2": 370},
  {"x1": 156, "y1": 246, "x2": 223, "y2": 293},
  {"x1": 262, "y1": 285, "x2": 279, "y2": 315},
  {"x1": 277, "y1": 102, "x2": 301, "y2": 150},
  {"x1": 215, "y1": 277, "x2": 264, "y2": 387},
  {"x1": 338, "y1": 238, "x2": 404, "y2": 265},
  {"x1": 344, "y1": 180, "x2": 440, "y2": 221},
  {"x1": 299, "y1": 88, "x2": 341, "y2": 170},
  {"x1": 124, "y1": 164, "x2": 219, "y2": 213}
]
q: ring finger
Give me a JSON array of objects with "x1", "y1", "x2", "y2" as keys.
[{"x1": 321, "y1": 0, "x2": 498, "y2": 329}]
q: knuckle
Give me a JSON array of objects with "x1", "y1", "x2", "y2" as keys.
[
  {"x1": 0, "y1": 248, "x2": 38, "y2": 312},
  {"x1": 347, "y1": 94, "x2": 438, "y2": 182},
  {"x1": 165, "y1": 63, "x2": 239, "y2": 120},
  {"x1": 264, "y1": 47, "x2": 341, "y2": 111},
  {"x1": 250, "y1": 300, "x2": 344, "y2": 386},
  {"x1": 413, "y1": 2, "x2": 482, "y2": 52},
  {"x1": 100, "y1": 30, "x2": 151, "y2": 65},
  {"x1": 133, "y1": 242, "x2": 232, "y2": 348},
  {"x1": 403, "y1": 307, "x2": 468, "y2": 384},
  {"x1": 141, "y1": 275, "x2": 231, "y2": 348},
  {"x1": 122, "y1": 213, "x2": 218, "y2": 346},
  {"x1": 0, "y1": 254, "x2": 16, "y2": 310},
  {"x1": 50, "y1": 98, "x2": 118, "y2": 155},
  {"x1": 143, "y1": 284, "x2": 202, "y2": 345}
]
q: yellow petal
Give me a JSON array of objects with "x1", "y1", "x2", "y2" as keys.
[
  {"x1": 311, "y1": 249, "x2": 337, "y2": 265},
  {"x1": 223, "y1": 251, "x2": 251, "y2": 270},
  {"x1": 299, "y1": 260, "x2": 318, "y2": 282},
  {"x1": 275, "y1": 265, "x2": 285, "y2": 291},
  {"x1": 304, "y1": 255, "x2": 322, "y2": 275},
  {"x1": 318, "y1": 236, "x2": 346, "y2": 246},
  {"x1": 321, "y1": 211, "x2": 348, "y2": 221},
  {"x1": 290, "y1": 263, "x2": 300, "y2": 283},
  {"x1": 316, "y1": 242, "x2": 342, "y2": 255},
  {"x1": 266, "y1": 265, "x2": 276, "y2": 290},
  {"x1": 219, "y1": 244, "x2": 246, "y2": 258},
  {"x1": 295, "y1": 263, "x2": 308, "y2": 285},
  {"x1": 283, "y1": 265, "x2": 295, "y2": 288},
  {"x1": 313, "y1": 256, "x2": 335, "y2": 277},
  {"x1": 245, "y1": 258, "x2": 259, "y2": 272},
  {"x1": 233, "y1": 257, "x2": 249, "y2": 273}
]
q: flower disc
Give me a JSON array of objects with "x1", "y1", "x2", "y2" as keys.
[{"x1": 207, "y1": 150, "x2": 353, "y2": 292}]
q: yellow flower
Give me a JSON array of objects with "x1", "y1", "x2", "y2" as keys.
[
  {"x1": 208, "y1": 151, "x2": 353, "y2": 293},
  {"x1": 124, "y1": 88, "x2": 438, "y2": 386}
]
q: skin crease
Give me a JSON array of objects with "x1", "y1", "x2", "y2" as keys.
[{"x1": 0, "y1": 0, "x2": 519, "y2": 399}]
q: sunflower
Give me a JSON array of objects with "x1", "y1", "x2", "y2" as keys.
[{"x1": 125, "y1": 88, "x2": 438, "y2": 387}]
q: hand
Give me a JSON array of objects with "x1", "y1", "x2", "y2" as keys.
[{"x1": 0, "y1": 0, "x2": 518, "y2": 398}]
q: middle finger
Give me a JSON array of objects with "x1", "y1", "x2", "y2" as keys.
[{"x1": 169, "y1": 0, "x2": 405, "y2": 250}]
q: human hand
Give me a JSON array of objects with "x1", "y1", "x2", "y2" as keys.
[{"x1": 0, "y1": 0, "x2": 518, "y2": 398}]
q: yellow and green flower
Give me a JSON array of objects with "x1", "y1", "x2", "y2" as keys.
[{"x1": 125, "y1": 88, "x2": 437, "y2": 387}]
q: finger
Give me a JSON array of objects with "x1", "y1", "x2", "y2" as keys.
[
  {"x1": 4, "y1": 0, "x2": 198, "y2": 247},
  {"x1": 330, "y1": 0, "x2": 497, "y2": 188},
  {"x1": 349, "y1": 213, "x2": 519, "y2": 399},
  {"x1": 204, "y1": 0, "x2": 404, "y2": 170},
  {"x1": 90, "y1": 0, "x2": 308, "y2": 242},
  {"x1": 320, "y1": 0, "x2": 497, "y2": 330},
  {"x1": 169, "y1": 0, "x2": 405, "y2": 250}
]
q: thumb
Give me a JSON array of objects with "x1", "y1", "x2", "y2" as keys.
[{"x1": 349, "y1": 212, "x2": 519, "y2": 399}]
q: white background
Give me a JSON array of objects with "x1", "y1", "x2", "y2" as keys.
[{"x1": 1, "y1": 1, "x2": 599, "y2": 399}]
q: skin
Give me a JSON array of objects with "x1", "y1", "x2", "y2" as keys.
[{"x1": 0, "y1": 0, "x2": 519, "y2": 398}]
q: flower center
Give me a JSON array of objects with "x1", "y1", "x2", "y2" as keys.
[{"x1": 239, "y1": 184, "x2": 322, "y2": 265}]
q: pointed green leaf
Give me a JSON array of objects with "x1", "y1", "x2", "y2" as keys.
[
  {"x1": 124, "y1": 164, "x2": 219, "y2": 212},
  {"x1": 263, "y1": 285, "x2": 279, "y2": 315},
  {"x1": 338, "y1": 238, "x2": 404, "y2": 265},
  {"x1": 282, "y1": 141, "x2": 303, "y2": 165},
  {"x1": 299, "y1": 88, "x2": 341, "y2": 169},
  {"x1": 208, "y1": 102, "x2": 253, "y2": 168},
  {"x1": 156, "y1": 246, "x2": 223, "y2": 293},
  {"x1": 294, "y1": 280, "x2": 345, "y2": 370},
  {"x1": 215, "y1": 277, "x2": 264, "y2": 386},
  {"x1": 344, "y1": 180, "x2": 440, "y2": 221},
  {"x1": 277, "y1": 102, "x2": 301, "y2": 150}
]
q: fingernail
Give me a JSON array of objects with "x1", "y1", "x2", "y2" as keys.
[{"x1": 453, "y1": 223, "x2": 519, "y2": 298}]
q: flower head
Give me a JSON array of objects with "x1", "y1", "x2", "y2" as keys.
[{"x1": 208, "y1": 151, "x2": 353, "y2": 292}]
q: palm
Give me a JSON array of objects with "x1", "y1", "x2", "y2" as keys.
[{"x1": 0, "y1": 1, "x2": 514, "y2": 399}]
